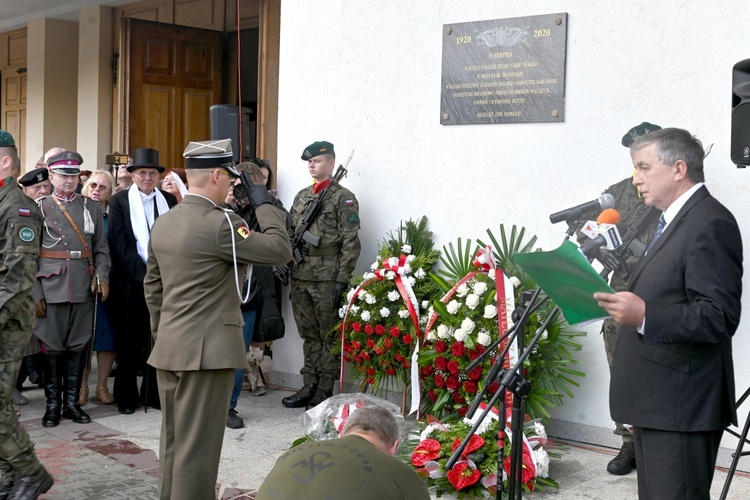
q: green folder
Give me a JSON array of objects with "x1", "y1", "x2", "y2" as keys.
[{"x1": 514, "y1": 240, "x2": 615, "y2": 326}]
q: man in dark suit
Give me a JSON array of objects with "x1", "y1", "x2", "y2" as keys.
[
  {"x1": 107, "y1": 148, "x2": 177, "y2": 414},
  {"x1": 595, "y1": 127, "x2": 743, "y2": 499}
]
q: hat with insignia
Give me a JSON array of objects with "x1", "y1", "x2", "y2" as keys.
[
  {"x1": 0, "y1": 130, "x2": 15, "y2": 148},
  {"x1": 301, "y1": 141, "x2": 334, "y2": 160},
  {"x1": 18, "y1": 167, "x2": 49, "y2": 187},
  {"x1": 183, "y1": 139, "x2": 239, "y2": 177},
  {"x1": 48, "y1": 151, "x2": 83, "y2": 175},
  {"x1": 622, "y1": 122, "x2": 662, "y2": 147},
  {"x1": 128, "y1": 148, "x2": 165, "y2": 173}
]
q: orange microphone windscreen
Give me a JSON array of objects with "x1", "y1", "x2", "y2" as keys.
[{"x1": 597, "y1": 208, "x2": 621, "y2": 224}]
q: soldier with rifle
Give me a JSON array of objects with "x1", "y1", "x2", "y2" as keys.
[
  {"x1": 282, "y1": 141, "x2": 361, "y2": 410},
  {"x1": 579, "y1": 122, "x2": 661, "y2": 476}
]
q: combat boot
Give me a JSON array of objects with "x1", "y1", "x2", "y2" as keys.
[
  {"x1": 9, "y1": 465, "x2": 53, "y2": 500},
  {"x1": 305, "y1": 388, "x2": 332, "y2": 410},
  {"x1": 41, "y1": 353, "x2": 62, "y2": 428},
  {"x1": 607, "y1": 441, "x2": 636, "y2": 475},
  {"x1": 282, "y1": 384, "x2": 317, "y2": 408},
  {"x1": 61, "y1": 351, "x2": 91, "y2": 424}
]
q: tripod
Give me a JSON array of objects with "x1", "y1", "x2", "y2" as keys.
[{"x1": 719, "y1": 386, "x2": 750, "y2": 500}]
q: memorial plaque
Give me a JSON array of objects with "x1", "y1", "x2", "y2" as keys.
[{"x1": 440, "y1": 13, "x2": 568, "y2": 125}]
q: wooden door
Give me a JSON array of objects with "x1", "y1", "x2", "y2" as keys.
[
  {"x1": 1, "y1": 65, "x2": 27, "y2": 169},
  {"x1": 128, "y1": 19, "x2": 223, "y2": 169}
]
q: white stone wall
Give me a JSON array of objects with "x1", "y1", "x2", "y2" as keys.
[{"x1": 271, "y1": 0, "x2": 750, "y2": 452}]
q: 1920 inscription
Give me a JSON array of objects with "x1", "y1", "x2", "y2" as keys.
[{"x1": 440, "y1": 13, "x2": 568, "y2": 125}]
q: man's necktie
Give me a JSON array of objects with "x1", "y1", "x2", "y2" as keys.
[{"x1": 645, "y1": 215, "x2": 666, "y2": 254}]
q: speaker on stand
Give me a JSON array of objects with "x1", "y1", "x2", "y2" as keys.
[
  {"x1": 210, "y1": 104, "x2": 255, "y2": 162},
  {"x1": 731, "y1": 58, "x2": 750, "y2": 167}
]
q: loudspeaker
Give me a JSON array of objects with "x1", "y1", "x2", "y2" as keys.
[
  {"x1": 210, "y1": 104, "x2": 255, "y2": 162},
  {"x1": 731, "y1": 59, "x2": 750, "y2": 167}
]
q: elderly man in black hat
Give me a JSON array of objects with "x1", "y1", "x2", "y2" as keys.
[
  {"x1": 33, "y1": 151, "x2": 110, "y2": 428},
  {"x1": 145, "y1": 139, "x2": 291, "y2": 500},
  {"x1": 18, "y1": 167, "x2": 51, "y2": 201},
  {"x1": 107, "y1": 148, "x2": 177, "y2": 414}
]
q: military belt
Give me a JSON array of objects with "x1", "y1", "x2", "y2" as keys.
[
  {"x1": 307, "y1": 245, "x2": 342, "y2": 256},
  {"x1": 39, "y1": 249, "x2": 92, "y2": 259}
]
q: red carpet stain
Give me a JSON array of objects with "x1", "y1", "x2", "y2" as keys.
[{"x1": 86, "y1": 439, "x2": 159, "y2": 471}]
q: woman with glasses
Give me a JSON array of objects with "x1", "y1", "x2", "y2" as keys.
[
  {"x1": 79, "y1": 171, "x2": 117, "y2": 405},
  {"x1": 161, "y1": 167, "x2": 188, "y2": 202}
]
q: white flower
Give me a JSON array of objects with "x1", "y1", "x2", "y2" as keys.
[
  {"x1": 346, "y1": 289, "x2": 356, "y2": 302},
  {"x1": 534, "y1": 448, "x2": 550, "y2": 478},
  {"x1": 420, "y1": 316, "x2": 428, "y2": 325},
  {"x1": 437, "y1": 324, "x2": 450, "y2": 339},
  {"x1": 461, "y1": 318, "x2": 476, "y2": 334},
  {"x1": 360, "y1": 310, "x2": 371, "y2": 321},
  {"x1": 454, "y1": 329, "x2": 469, "y2": 342},
  {"x1": 426, "y1": 330, "x2": 437, "y2": 341},
  {"x1": 465, "y1": 293, "x2": 480, "y2": 310},
  {"x1": 540, "y1": 329, "x2": 548, "y2": 341},
  {"x1": 387, "y1": 290, "x2": 400, "y2": 302},
  {"x1": 477, "y1": 330, "x2": 492, "y2": 346},
  {"x1": 446, "y1": 300, "x2": 459, "y2": 315},
  {"x1": 487, "y1": 269, "x2": 496, "y2": 281},
  {"x1": 370, "y1": 261, "x2": 379, "y2": 271},
  {"x1": 483, "y1": 305, "x2": 497, "y2": 319},
  {"x1": 532, "y1": 421, "x2": 547, "y2": 440},
  {"x1": 427, "y1": 306, "x2": 434, "y2": 317},
  {"x1": 472, "y1": 281, "x2": 488, "y2": 296},
  {"x1": 406, "y1": 254, "x2": 416, "y2": 263},
  {"x1": 358, "y1": 290, "x2": 366, "y2": 300},
  {"x1": 362, "y1": 272, "x2": 375, "y2": 280},
  {"x1": 338, "y1": 307, "x2": 346, "y2": 318},
  {"x1": 407, "y1": 276, "x2": 416, "y2": 286},
  {"x1": 385, "y1": 271, "x2": 396, "y2": 280},
  {"x1": 463, "y1": 406, "x2": 499, "y2": 435},
  {"x1": 455, "y1": 283, "x2": 469, "y2": 297},
  {"x1": 349, "y1": 305, "x2": 359, "y2": 314},
  {"x1": 403, "y1": 263, "x2": 412, "y2": 274},
  {"x1": 365, "y1": 293, "x2": 377, "y2": 304},
  {"x1": 420, "y1": 424, "x2": 436, "y2": 441},
  {"x1": 415, "y1": 268, "x2": 426, "y2": 279},
  {"x1": 509, "y1": 276, "x2": 521, "y2": 288},
  {"x1": 421, "y1": 300, "x2": 429, "y2": 310},
  {"x1": 402, "y1": 244, "x2": 412, "y2": 254},
  {"x1": 398, "y1": 309, "x2": 410, "y2": 319},
  {"x1": 380, "y1": 307, "x2": 390, "y2": 317}
]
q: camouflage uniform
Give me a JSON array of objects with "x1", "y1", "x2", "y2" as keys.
[
  {"x1": 290, "y1": 183, "x2": 361, "y2": 392},
  {"x1": 0, "y1": 176, "x2": 45, "y2": 485},
  {"x1": 586, "y1": 176, "x2": 658, "y2": 443}
]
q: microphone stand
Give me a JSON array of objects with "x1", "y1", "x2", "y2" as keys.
[{"x1": 446, "y1": 225, "x2": 581, "y2": 499}]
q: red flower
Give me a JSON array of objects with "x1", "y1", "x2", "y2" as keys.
[
  {"x1": 447, "y1": 360, "x2": 460, "y2": 375},
  {"x1": 361, "y1": 352, "x2": 370, "y2": 360},
  {"x1": 403, "y1": 360, "x2": 411, "y2": 369},
  {"x1": 365, "y1": 367, "x2": 376, "y2": 376},
  {"x1": 385, "y1": 368, "x2": 396, "y2": 375},
  {"x1": 451, "y1": 434, "x2": 485, "y2": 455},
  {"x1": 375, "y1": 324, "x2": 386, "y2": 335},
  {"x1": 457, "y1": 406, "x2": 469, "y2": 417},
  {"x1": 384, "y1": 337, "x2": 393, "y2": 349},
  {"x1": 447, "y1": 461, "x2": 482, "y2": 491},
  {"x1": 467, "y1": 366, "x2": 483, "y2": 381},
  {"x1": 452, "y1": 391, "x2": 465, "y2": 403},
  {"x1": 463, "y1": 381, "x2": 478, "y2": 394},
  {"x1": 468, "y1": 345, "x2": 486, "y2": 360},
  {"x1": 451, "y1": 341, "x2": 466, "y2": 357},
  {"x1": 434, "y1": 373, "x2": 445, "y2": 388},
  {"x1": 487, "y1": 381, "x2": 500, "y2": 395},
  {"x1": 374, "y1": 347, "x2": 385, "y2": 355},
  {"x1": 411, "y1": 439, "x2": 442, "y2": 467},
  {"x1": 435, "y1": 356, "x2": 448, "y2": 371},
  {"x1": 421, "y1": 365, "x2": 434, "y2": 377},
  {"x1": 402, "y1": 334, "x2": 413, "y2": 345},
  {"x1": 353, "y1": 355, "x2": 362, "y2": 363},
  {"x1": 352, "y1": 322, "x2": 362, "y2": 332},
  {"x1": 427, "y1": 390, "x2": 437, "y2": 402},
  {"x1": 394, "y1": 353, "x2": 405, "y2": 362},
  {"x1": 446, "y1": 375, "x2": 460, "y2": 391},
  {"x1": 351, "y1": 341, "x2": 361, "y2": 351},
  {"x1": 389, "y1": 326, "x2": 401, "y2": 337},
  {"x1": 366, "y1": 339, "x2": 375, "y2": 348},
  {"x1": 434, "y1": 340, "x2": 447, "y2": 353},
  {"x1": 365, "y1": 324, "x2": 375, "y2": 335},
  {"x1": 503, "y1": 443, "x2": 536, "y2": 484}
]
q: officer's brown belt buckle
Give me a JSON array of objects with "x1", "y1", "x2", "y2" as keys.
[{"x1": 70, "y1": 251, "x2": 82, "y2": 259}]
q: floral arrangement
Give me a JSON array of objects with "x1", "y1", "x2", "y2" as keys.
[
  {"x1": 337, "y1": 217, "x2": 441, "y2": 402},
  {"x1": 406, "y1": 404, "x2": 558, "y2": 497}
]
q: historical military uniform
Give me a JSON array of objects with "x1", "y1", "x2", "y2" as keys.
[
  {"x1": 33, "y1": 151, "x2": 110, "y2": 428},
  {"x1": 283, "y1": 141, "x2": 361, "y2": 410},
  {"x1": 145, "y1": 140, "x2": 292, "y2": 500},
  {"x1": 0, "y1": 129, "x2": 53, "y2": 498}
]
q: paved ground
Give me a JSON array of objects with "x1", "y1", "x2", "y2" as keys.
[{"x1": 13, "y1": 371, "x2": 750, "y2": 499}]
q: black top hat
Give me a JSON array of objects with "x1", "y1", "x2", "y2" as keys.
[{"x1": 128, "y1": 148, "x2": 165, "y2": 173}]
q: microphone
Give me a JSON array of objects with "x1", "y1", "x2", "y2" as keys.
[
  {"x1": 580, "y1": 210, "x2": 623, "y2": 252},
  {"x1": 549, "y1": 193, "x2": 616, "y2": 224}
]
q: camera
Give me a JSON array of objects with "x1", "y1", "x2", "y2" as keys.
[{"x1": 105, "y1": 152, "x2": 129, "y2": 166}]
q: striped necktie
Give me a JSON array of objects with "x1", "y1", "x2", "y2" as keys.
[{"x1": 645, "y1": 215, "x2": 666, "y2": 254}]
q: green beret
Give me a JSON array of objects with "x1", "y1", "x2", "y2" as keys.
[
  {"x1": 0, "y1": 130, "x2": 16, "y2": 148},
  {"x1": 18, "y1": 167, "x2": 49, "y2": 187},
  {"x1": 301, "y1": 141, "x2": 334, "y2": 160},
  {"x1": 622, "y1": 122, "x2": 662, "y2": 147}
]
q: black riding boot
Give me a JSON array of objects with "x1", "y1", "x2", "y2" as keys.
[
  {"x1": 61, "y1": 350, "x2": 91, "y2": 424},
  {"x1": 41, "y1": 353, "x2": 62, "y2": 428}
]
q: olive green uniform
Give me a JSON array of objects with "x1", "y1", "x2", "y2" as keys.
[
  {"x1": 0, "y1": 177, "x2": 45, "y2": 484},
  {"x1": 290, "y1": 183, "x2": 360, "y2": 392},
  {"x1": 257, "y1": 435, "x2": 430, "y2": 500}
]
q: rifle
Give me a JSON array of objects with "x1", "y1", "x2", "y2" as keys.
[{"x1": 290, "y1": 151, "x2": 354, "y2": 264}]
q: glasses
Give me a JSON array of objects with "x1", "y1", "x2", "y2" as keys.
[
  {"x1": 134, "y1": 171, "x2": 159, "y2": 179},
  {"x1": 216, "y1": 168, "x2": 230, "y2": 178},
  {"x1": 89, "y1": 182, "x2": 111, "y2": 191}
]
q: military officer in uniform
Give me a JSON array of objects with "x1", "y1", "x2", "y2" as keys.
[
  {"x1": 19, "y1": 167, "x2": 52, "y2": 201},
  {"x1": 580, "y1": 122, "x2": 661, "y2": 476},
  {"x1": 0, "y1": 130, "x2": 54, "y2": 499},
  {"x1": 282, "y1": 141, "x2": 361, "y2": 410},
  {"x1": 33, "y1": 151, "x2": 110, "y2": 428},
  {"x1": 145, "y1": 140, "x2": 292, "y2": 500}
]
